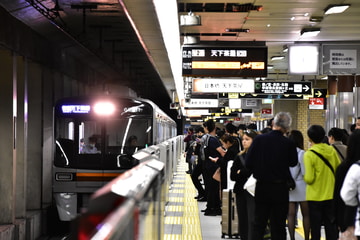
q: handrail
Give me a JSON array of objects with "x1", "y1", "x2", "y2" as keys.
[{"x1": 75, "y1": 158, "x2": 165, "y2": 240}]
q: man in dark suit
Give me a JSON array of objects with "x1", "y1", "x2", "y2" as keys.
[{"x1": 245, "y1": 112, "x2": 298, "y2": 240}]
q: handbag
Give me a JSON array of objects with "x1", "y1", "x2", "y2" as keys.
[
  {"x1": 243, "y1": 174, "x2": 256, "y2": 196},
  {"x1": 287, "y1": 176, "x2": 296, "y2": 191},
  {"x1": 339, "y1": 226, "x2": 357, "y2": 240},
  {"x1": 212, "y1": 167, "x2": 221, "y2": 182}
]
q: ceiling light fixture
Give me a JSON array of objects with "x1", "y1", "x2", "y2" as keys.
[
  {"x1": 324, "y1": 4, "x2": 350, "y2": 15},
  {"x1": 225, "y1": 28, "x2": 250, "y2": 32},
  {"x1": 300, "y1": 27, "x2": 321, "y2": 37},
  {"x1": 309, "y1": 16, "x2": 323, "y2": 23},
  {"x1": 183, "y1": 36, "x2": 200, "y2": 44},
  {"x1": 271, "y1": 56, "x2": 284, "y2": 61},
  {"x1": 180, "y1": 12, "x2": 201, "y2": 26}
]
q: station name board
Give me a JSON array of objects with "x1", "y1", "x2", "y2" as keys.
[
  {"x1": 193, "y1": 78, "x2": 254, "y2": 93},
  {"x1": 182, "y1": 45, "x2": 267, "y2": 77},
  {"x1": 254, "y1": 81, "x2": 312, "y2": 95}
]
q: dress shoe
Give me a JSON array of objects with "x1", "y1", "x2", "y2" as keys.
[
  {"x1": 204, "y1": 208, "x2": 221, "y2": 216},
  {"x1": 197, "y1": 196, "x2": 207, "y2": 202}
]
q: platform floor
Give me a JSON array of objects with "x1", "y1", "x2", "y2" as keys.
[{"x1": 164, "y1": 159, "x2": 326, "y2": 240}]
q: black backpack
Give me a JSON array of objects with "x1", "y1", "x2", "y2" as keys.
[{"x1": 199, "y1": 134, "x2": 213, "y2": 161}]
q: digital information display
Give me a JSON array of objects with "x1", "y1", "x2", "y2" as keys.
[
  {"x1": 182, "y1": 45, "x2": 267, "y2": 77},
  {"x1": 62, "y1": 105, "x2": 91, "y2": 114},
  {"x1": 254, "y1": 81, "x2": 312, "y2": 95}
]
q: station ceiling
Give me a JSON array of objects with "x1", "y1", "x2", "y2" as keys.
[{"x1": 1, "y1": 0, "x2": 360, "y2": 117}]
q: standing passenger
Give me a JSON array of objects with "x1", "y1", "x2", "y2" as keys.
[
  {"x1": 245, "y1": 112, "x2": 298, "y2": 240},
  {"x1": 191, "y1": 126, "x2": 207, "y2": 201},
  {"x1": 226, "y1": 122, "x2": 242, "y2": 151},
  {"x1": 355, "y1": 117, "x2": 360, "y2": 130},
  {"x1": 202, "y1": 119, "x2": 226, "y2": 216},
  {"x1": 210, "y1": 134, "x2": 239, "y2": 191},
  {"x1": 328, "y1": 127, "x2": 347, "y2": 161},
  {"x1": 287, "y1": 130, "x2": 310, "y2": 240},
  {"x1": 335, "y1": 130, "x2": 360, "y2": 238},
  {"x1": 304, "y1": 125, "x2": 341, "y2": 240},
  {"x1": 230, "y1": 130, "x2": 258, "y2": 240}
]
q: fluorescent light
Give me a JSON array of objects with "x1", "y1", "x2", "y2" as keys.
[
  {"x1": 324, "y1": 4, "x2": 350, "y2": 15},
  {"x1": 153, "y1": 0, "x2": 184, "y2": 111},
  {"x1": 271, "y1": 56, "x2": 284, "y2": 61},
  {"x1": 225, "y1": 28, "x2": 250, "y2": 33},
  {"x1": 180, "y1": 12, "x2": 201, "y2": 26},
  {"x1": 300, "y1": 28, "x2": 321, "y2": 37},
  {"x1": 183, "y1": 36, "x2": 199, "y2": 44}
]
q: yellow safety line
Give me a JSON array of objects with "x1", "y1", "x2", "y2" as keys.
[{"x1": 164, "y1": 161, "x2": 203, "y2": 240}]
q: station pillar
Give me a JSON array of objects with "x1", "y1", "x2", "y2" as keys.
[
  {"x1": 333, "y1": 76, "x2": 355, "y2": 131},
  {"x1": 355, "y1": 76, "x2": 360, "y2": 120},
  {"x1": 326, "y1": 76, "x2": 337, "y2": 130}
]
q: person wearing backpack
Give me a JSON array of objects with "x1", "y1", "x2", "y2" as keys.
[
  {"x1": 191, "y1": 126, "x2": 207, "y2": 201},
  {"x1": 202, "y1": 119, "x2": 226, "y2": 216}
]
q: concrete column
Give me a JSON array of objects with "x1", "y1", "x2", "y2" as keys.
[
  {"x1": 326, "y1": 76, "x2": 337, "y2": 130},
  {"x1": 26, "y1": 61, "x2": 42, "y2": 210},
  {"x1": 0, "y1": 50, "x2": 15, "y2": 224},
  {"x1": 337, "y1": 76, "x2": 354, "y2": 130},
  {"x1": 354, "y1": 76, "x2": 360, "y2": 119},
  {"x1": 42, "y1": 68, "x2": 55, "y2": 205},
  {"x1": 15, "y1": 55, "x2": 27, "y2": 219}
]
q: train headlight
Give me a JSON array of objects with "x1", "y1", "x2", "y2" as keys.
[{"x1": 93, "y1": 102, "x2": 115, "y2": 116}]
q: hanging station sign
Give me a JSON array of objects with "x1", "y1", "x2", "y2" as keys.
[
  {"x1": 192, "y1": 78, "x2": 255, "y2": 93},
  {"x1": 182, "y1": 45, "x2": 267, "y2": 77},
  {"x1": 254, "y1": 81, "x2": 312, "y2": 95}
]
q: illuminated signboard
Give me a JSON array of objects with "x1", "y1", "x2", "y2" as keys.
[
  {"x1": 322, "y1": 44, "x2": 360, "y2": 75},
  {"x1": 254, "y1": 81, "x2": 312, "y2": 95},
  {"x1": 288, "y1": 44, "x2": 319, "y2": 75},
  {"x1": 217, "y1": 93, "x2": 304, "y2": 99},
  {"x1": 62, "y1": 105, "x2": 91, "y2": 113},
  {"x1": 181, "y1": 98, "x2": 219, "y2": 108},
  {"x1": 309, "y1": 98, "x2": 326, "y2": 110},
  {"x1": 193, "y1": 78, "x2": 254, "y2": 93},
  {"x1": 182, "y1": 45, "x2": 267, "y2": 77}
]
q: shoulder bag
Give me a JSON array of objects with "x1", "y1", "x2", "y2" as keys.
[
  {"x1": 212, "y1": 167, "x2": 221, "y2": 182},
  {"x1": 310, "y1": 149, "x2": 335, "y2": 175}
]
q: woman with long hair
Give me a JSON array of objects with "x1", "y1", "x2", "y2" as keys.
[{"x1": 230, "y1": 130, "x2": 258, "y2": 240}]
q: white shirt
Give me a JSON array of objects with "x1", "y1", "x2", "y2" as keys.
[{"x1": 340, "y1": 162, "x2": 360, "y2": 236}]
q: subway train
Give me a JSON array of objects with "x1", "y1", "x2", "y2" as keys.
[{"x1": 52, "y1": 95, "x2": 178, "y2": 222}]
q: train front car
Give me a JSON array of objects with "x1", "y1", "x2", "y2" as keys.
[{"x1": 52, "y1": 96, "x2": 173, "y2": 221}]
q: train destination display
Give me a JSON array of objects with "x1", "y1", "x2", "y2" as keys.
[{"x1": 182, "y1": 45, "x2": 267, "y2": 77}]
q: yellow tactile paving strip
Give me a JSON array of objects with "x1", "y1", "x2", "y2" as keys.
[{"x1": 164, "y1": 161, "x2": 203, "y2": 240}]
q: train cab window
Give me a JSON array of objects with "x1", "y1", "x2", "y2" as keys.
[{"x1": 105, "y1": 118, "x2": 152, "y2": 155}]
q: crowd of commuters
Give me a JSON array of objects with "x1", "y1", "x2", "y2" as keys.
[{"x1": 183, "y1": 114, "x2": 360, "y2": 240}]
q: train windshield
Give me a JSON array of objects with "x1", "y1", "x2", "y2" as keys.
[{"x1": 54, "y1": 98, "x2": 153, "y2": 169}]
